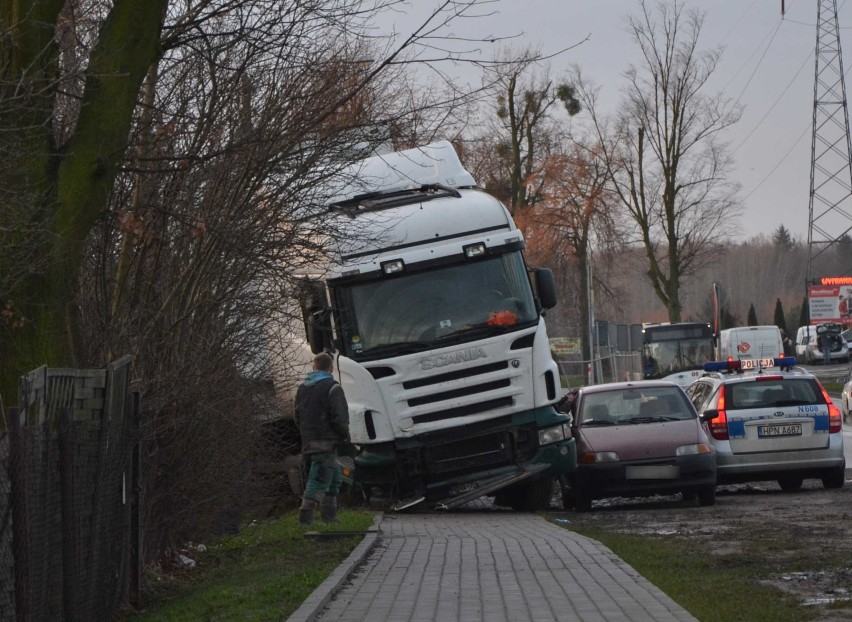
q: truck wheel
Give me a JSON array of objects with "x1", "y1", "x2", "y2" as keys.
[
  {"x1": 509, "y1": 477, "x2": 555, "y2": 511},
  {"x1": 558, "y1": 475, "x2": 574, "y2": 510}
]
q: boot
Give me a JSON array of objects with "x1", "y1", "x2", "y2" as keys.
[
  {"x1": 320, "y1": 495, "x2": 338, "y2": 523},
  {"x1": 299, "y1": 497, "x2": 318, "y2": 526}
]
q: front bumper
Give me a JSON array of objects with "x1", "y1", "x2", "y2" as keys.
[
  {"x1": 574, "y1": 453, "x2": 717, "y2": 500},
  {"x1": 355, "y1": 406, "x2": 577, "y2": 503}
]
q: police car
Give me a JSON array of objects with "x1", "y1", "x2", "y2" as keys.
[{"x1": 685, "y1": 357, "x2": 845, "y2": 490}]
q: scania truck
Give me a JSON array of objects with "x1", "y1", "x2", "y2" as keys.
[{"x1": 300, "y1": 141, "x2": 576, "y2": 510}]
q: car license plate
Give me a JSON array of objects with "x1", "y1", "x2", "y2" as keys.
[
  {"x1": 625, "y1": 465, "x2": 679, "y2": 480},
  {"x1": 757, "y1": 423, "x2": 802, "y2": 437}
]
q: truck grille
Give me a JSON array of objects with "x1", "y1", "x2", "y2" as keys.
[
  {"x1": 403, "y1": 361, "x2": 509, "y2": 389},
  {"x1": 423, "y1": 424, "x2": 536, "y2": 478},
  {"x1": 412, "y1": 397, "x2": 513, "y2": 424}
]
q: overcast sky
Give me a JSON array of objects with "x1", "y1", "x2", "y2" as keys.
[{"x1": 378, "y1": 0, "x2": 852, "y2": 242}]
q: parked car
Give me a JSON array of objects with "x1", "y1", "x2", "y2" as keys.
[
  {"x1": 559, "y1": 381, "x2": 717, "y2": 512},
  {"x1": 842, "y1": 327, "x2": 852, "y2": 356},
  {"x1": 795, "y1": 323, "x2": 849, "y2": 364},
  {"x1": 686, "y1": 357, "x2": 845, "y2": 490},
  {"x1": 841, "y1": 367, "x2": 852, "y2": 421}
]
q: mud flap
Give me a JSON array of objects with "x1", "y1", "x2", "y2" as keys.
[{"x1": 433, "y1": 463, "x2": 550, "y2": 510}]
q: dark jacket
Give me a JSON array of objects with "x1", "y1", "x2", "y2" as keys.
[{"x1": 294, "y1": 371, "x2": 350, "y2": 454}]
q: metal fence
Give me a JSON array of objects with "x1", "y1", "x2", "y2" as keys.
[
  {"x1": 0, "y1": 357, "x2": 140, "y2": 622},
  {"x1": 555, "y1": 350, "x2": 643, "y2": 388},
  {"x1": 0, "y1": 434, "x2": 14, "y2": 619}
]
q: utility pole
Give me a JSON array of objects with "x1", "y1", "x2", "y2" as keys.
[{"x1": 806, "y1": 0, "x2": 852, "y2": 283}]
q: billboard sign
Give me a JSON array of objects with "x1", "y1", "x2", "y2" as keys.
[{"x1": 807, "y1": 284, "x2": 852, "y2": 324}]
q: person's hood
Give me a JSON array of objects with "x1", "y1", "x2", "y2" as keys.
[{"x1": 303, "y1": 370, "x2": 333, "y2": 386}]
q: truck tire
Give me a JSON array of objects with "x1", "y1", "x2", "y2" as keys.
[
  {"x1": 507, "y1": 477, "x2": 555, "y2": 512},
  {"x1": 558, "y1": 475, "x2": 574, "y2": 510}
]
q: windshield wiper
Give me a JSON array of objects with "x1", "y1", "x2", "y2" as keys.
[
  {"x1": 622, "y1": 415, "x2": 680, "y2": 424},
  {"x1": 431, "y1": 322, "x2": 526, "y2": 346},
  {"x1": 582, "y1": 419, "x2": 616, "y2": 426}
]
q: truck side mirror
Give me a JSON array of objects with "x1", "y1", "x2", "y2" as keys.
[
  {"x1": 299, "y1": 280, "x2": 333, "y2": 354},
  {"x1": 533, "y1": 268, "x2": 557, "y2": 310},
  {"x1": 306, "y1": 308, "x2": 333, "y2": 354}
]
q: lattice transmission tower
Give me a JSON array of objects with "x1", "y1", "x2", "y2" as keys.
[{"x1": 806, "y1": 0, "x2": 852, "y2": 282}]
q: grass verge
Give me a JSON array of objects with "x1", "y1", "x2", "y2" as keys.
[
  {"x1": 822, "y1": 380, "x2": 843, "y2": 393},
  {"x1": 123, "y1": 509, "x2": 376, "y2": 622},
  {"x1": 561, "y1": 523, "x2": 816, "y2": 622}
]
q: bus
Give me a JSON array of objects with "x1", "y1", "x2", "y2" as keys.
[{"x1": 641, "y1": 322, "x2": 715, "y2": 387}]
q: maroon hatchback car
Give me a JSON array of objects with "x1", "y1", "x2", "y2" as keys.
[{"x1": 559, "y1": 381, "x2": 717, "y2": 512}]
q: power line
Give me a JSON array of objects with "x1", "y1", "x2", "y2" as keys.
[
  {"x1": 735, "y1": 20, "x2": 783, "y2": 104},
  {"x1": 733, "y1": 49, "x2": 812, "y2": 154},
  {"x1": 742, "y1": 124, "x2": 809, "y2": 201},
  {"x1": 721, "y1": 14, "x2": 783, "y2": 92}
]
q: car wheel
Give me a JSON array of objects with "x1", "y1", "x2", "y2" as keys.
[
  {"x1": 697, "y1": 486, "x2": 716, "y2": 506},
  {"x1": 778, "y1": 476, "x2": 804, "y2": 491},
  {"x1": 822, "y1": 466, "x2": 846, "y2": 489},
  {"x1": 573, "y1": 491, "x2": 592, "y2": 513}
]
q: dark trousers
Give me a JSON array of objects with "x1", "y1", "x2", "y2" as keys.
[{"x1": 303, "y1": 451, "x2": 342, "y2": 501}]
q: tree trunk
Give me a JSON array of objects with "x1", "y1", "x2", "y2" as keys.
[{"x1": 0, "y1": 1, "x2": 168, "y2": 406}]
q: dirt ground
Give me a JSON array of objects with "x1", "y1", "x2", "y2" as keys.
[{"x1": 552, "y1": 479, "x2": 852, "y2": 621}]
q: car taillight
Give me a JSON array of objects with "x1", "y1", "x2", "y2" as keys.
[
  {"x1": 817, "y1": 383, "x2": 843, "y2": 433},
  {"x1": 710, "y1": 385, "x2": 729, "y2": 440}
]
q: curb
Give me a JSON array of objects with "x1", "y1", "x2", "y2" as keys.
[{"x1": 285, "y1": 512, "x2": 383, "y2": 622}]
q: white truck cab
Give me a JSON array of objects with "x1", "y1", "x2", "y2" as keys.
[{"x1": 302, "y1": 142, "x2": 576, "y2": 510}]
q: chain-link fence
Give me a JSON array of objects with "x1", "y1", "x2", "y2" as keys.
[
  {"x1": 1, "y1": 357, "x2": 140, "y2": 622},
  {"x1": 0, "y1": 434, "x2": 14, "y2": 620}
]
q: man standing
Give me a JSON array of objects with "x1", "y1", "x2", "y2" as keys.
[
  {"x1": 818, "y1": 332, "x2": 832, "y2": 365},
  {"x1": 295, "y1": 352, "x2": 350, "y2": 525}
]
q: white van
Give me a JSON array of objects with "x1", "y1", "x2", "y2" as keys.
[
  {"x1": 718, "y1": 325, "x2": 784, "y2": 362},
  {"x1": 796, "y1": 323, "x2": 849, "y2": 364}
]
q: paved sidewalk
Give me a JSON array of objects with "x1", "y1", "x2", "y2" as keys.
[{"x1": 287, "y1": 512, "x2": 696, "y2": 622}]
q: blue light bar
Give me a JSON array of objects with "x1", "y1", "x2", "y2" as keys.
[{"x1": 703, "y1": 357, "x2": 796, "y2": 372}]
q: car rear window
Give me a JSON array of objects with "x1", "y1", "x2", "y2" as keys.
[{"x1": 727, "y1": 378, "x2": 823, "y2": 409}]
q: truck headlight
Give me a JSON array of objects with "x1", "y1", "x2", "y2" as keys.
[{"x1": 538, "y1": 424, "x2": 568, "y2": 445}]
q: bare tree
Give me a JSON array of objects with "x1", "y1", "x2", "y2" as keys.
[
  {"x1": 525, "y1": 140, "x2": 621, "y2": 361},
  {"x1": 471, "y1": 48, "x2": 581, "y2": 225},
  {"x1": 575, "y1": 1, "x2": 741, "y2": 322},
  {"x1": 2, "y1": 0, "x2": 541, "y2": 554}
]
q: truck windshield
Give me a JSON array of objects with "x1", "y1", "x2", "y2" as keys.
[{"x1": 333, "y1": 252, "x2": 538, "y2": 359}]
